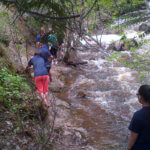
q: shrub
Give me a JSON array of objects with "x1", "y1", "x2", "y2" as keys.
[{"x1": 0, "y1": 66, "x2": 31, "y2": 109}]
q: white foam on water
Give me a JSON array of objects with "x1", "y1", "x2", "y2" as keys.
[
  {"x1": 106, "y1": 72, "x2": 135, "y2": 82},
  {"x1": 88, "y1": 90, "x2": 139, "y2": 120},
  {"x1": 117, "y1": 72, "x2": 133, "y2": 81},
  {"x1": 89, "y1": 59, "x2": 107, "y2": 70},
  {"x1": 70, "y1": 75, "x2": 95, "y2": 90},
  {"x1": 80, "y1": 31, "x2": 140, "y2": 47},
  {"x1": 124, "y1": 97, "x2": 138, "y2": 105},
  {"x1": 120, "y1": 51, "x2": 132, "y2": 57},
  {"x1": 92, "y1": 34, "x2": 121, "y2": 44},
  {"x1": 80, "y1": 34, "x2": 121, "y2": 46},
  {"x1": 125, "y1": 30, "x2": 139, "y2": 39}
]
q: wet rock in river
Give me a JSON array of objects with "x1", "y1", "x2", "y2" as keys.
[
  {"x1": 107, "y1": 38, "x2": 138, "y2": 51},
  {"x1": 63, "y1": 47, "x2": 78, "y2": 63},
  {"x1": 63, "y1": 47, "x2": 87, "y2": 67},
  {"x1": 77, "y1": 91, "x2": 87, "y2": 98}
]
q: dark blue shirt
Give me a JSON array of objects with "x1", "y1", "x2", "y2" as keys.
[
  {"x1": 43, "y1": 44, "x2": 49, "y2": 50},
  {"x1": 36, "y1": 34, "x2": 41, "y2": 43},
  {"x1": 38, "y1": 46, "x2": 51, "y2": 67},
  {"x1": 28, "y1": 55, "x2": 49, "y2": 77},
  {"x1": 129, "y1": 107, "x2": 150, "y2": 150}
]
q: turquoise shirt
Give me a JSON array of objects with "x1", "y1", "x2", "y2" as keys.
[{"x1": 48, "y1": 34, "x2": 57, "y2": 47}]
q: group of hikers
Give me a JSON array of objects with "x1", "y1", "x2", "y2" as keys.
[
  {"x1": 24, "y1": 27, "x2": 150, "y2": 150},
  {"x1": 26, "y1": 27, "x2": 61, "y2": 107}
]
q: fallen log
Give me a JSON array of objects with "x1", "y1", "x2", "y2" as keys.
[{"x1": 66, "y1": 61, "x2": 88, "y2": 67}]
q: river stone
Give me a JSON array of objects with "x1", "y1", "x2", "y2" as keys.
[
  {"x1": 63, "y1": 47, "x2": 85, "y2": 66},
  {"x1": 56, "y1": 99, "x2": 70, "y2": 109},
  {"x1": 77, "y1": 91, "x2": 87, "y2": 98}
]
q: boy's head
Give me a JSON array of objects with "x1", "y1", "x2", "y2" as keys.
[{"x1": 40, "y1": 27, "x2": 45, "y2": 36}]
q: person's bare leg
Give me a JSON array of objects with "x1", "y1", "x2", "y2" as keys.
[
  {"x1": 39, "y1": 93, "x2": 48, "y2": 106},
  {"x1": 39, "y1": 93, "x2": 44, "y2": 100},
  {"x1": 49, "y1": 71, "x2": 52, "y2": 82},
  {"x1": 44, "y1": 92, "x2": 50, "y2": 107}
]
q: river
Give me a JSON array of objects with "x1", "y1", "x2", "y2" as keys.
[{"x1": 57, "y1": 33, "x2": 145, "y2": 149}]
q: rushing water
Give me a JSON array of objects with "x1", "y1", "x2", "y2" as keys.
[
  {"x1": 67, "y1": 47, "x2": 141, "y2": 150},
  {"x1": 58, "y1": 32, "x2": 146, "y2": 149}
]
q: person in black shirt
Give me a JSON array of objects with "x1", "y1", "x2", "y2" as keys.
[{"x1": 127, "y1": 85, "x2": 150, "y2": 150}]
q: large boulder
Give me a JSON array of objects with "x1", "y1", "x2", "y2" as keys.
[
  {"x1": 63, "y1": 47, "x2": 87, "y2": 66},
  {"x1": 63, "y1": 47, "x2": 78, "y2": 64}
]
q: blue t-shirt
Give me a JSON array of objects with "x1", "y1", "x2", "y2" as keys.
[
  {"x1": 43, "y1": 44, "x2": 49, "y2": 50},
  {"x1": 38, "y1": 46, "x2": 51, "y2": 67},
  {"x1": 28, "y1": 55, "x2": 49, "y2": 77},
  {"x1": 129, "y1": 107, "x2": 150, "y2": 150},
  {"x1": 36, "y1": 34, "x2": 41, "y2": 43}
]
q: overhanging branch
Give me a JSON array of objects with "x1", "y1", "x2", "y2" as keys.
[
  {"x1": 2, "y1": 0, "x2": 80, "y2": 20},
  {"x1": 81, "y1": 0, "x2": 98, "y2": 20}
]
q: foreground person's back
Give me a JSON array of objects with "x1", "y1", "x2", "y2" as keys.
[{"x1": 127, "y1": 85, "x2": 150, "y2": 150}]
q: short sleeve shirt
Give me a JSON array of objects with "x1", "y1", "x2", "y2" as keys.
[
  {"x1": 28, "y1": 55, "x2": 49, "y2": 77},
  {"x1": 38, "y1": 47, "x2": 51, "y2": 67},
  {"x1": 43, "y1": 44, "x2": 49, "y2": 50},
  {"x1": 36, "y1": 34, "x2": 41, "y2": 43},
  {"x1": 128, "y1": 107, "x2": 150, "y2": 150},
  {"x1": 48, "y1": 34, "x2": 57, "y2": 47}
]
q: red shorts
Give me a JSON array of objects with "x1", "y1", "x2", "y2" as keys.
[{"x1": 34, "y1": 75, "x2": 49, "y2": 93}]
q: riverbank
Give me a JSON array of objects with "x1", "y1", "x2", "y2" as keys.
[{"x1": 45, "y1": 62, "x2": 93, "y2": 150}]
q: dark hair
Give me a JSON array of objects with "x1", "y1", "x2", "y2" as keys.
[
  {"x1": 34, "y1": 50, "x2": 43, "y2": 57},
  {"x1": 138, "y1": 85, "x2": 150, "y2": 103},
  {"x1": 48, "y1": 29, "x2": 54, "y2": 34}
]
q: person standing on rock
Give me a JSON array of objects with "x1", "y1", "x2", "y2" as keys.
[
  {"x1": 36, "y1": 27, "x2": 46, "y2": 48},
  {"x1": 26, "y1": 50, "x2": 50, "y2": 107},
  {"x1": 127, "y1": 85, "x2": 150, "y2": 150}
]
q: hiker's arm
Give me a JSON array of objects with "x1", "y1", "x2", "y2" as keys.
[
  {"x1": 36, "y1": 42, "x2": 40, "y2": 48},
  {"x1": 49, "y1": 55, "x2": 53, "y2": 63},
  {"x1": 127, "y1": 131, "x2": 138, "y2": 150},
  {"x1": 26, "y1": 59, "x2": 33, "y2": 71},
  {"x1": 26, "y1": 65, "x2": 33, "y2": 71},
  {"x1": 48, "y1": 42, "x2": 51, "y2": 50}
]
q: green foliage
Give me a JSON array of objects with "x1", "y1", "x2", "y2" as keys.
[
  {"x1": 0, "y1": 7, "x2": 10, "y2": 46},
  {"x1": 0, "y1": 65, "x2": 31, "y2": 110},
  {"x1": 52, "y1": 22, "x2": 66, "y2": 44},
  {"x1": 1, "y1": 0, "x2": 145, "y2": 29},
  {"x1": 26, "y1": 16, "x2": 44, "y2": 31},
  {"x1": 2, "y1": 0, "x2": 66, "y2": 17},
  {"x1": 0, "y1": 8, "x2": 8, "y2": 34},
  {"x1": 107, "y1": 51, "x2": 120, "y2": 61},
  {"x1": 0, "y1": 34, "x2": 9, "y2": 46},
  {"x1": 107, "y1": 38, "x2": 150, "y2": 83}
]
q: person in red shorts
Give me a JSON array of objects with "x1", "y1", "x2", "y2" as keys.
[{"x1": 26, "y1": 50, "x2": 50, "y2": 107}]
